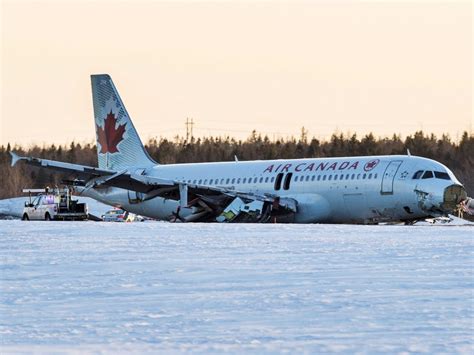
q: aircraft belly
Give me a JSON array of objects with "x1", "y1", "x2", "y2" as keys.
[
  {"x1": 288, "y1": 193, "x2": 331, "y2": 223},
  {"x1": 341, "y1": 193, "x2": 368, "y2": 223},
  {"x1": 79, "y1": 186, "x2": 183, "y2": 220},
  {"x1": 139, "y1": 197, "x2": 190, "y2": 220},
  {"x1": 78, "y1": 186, "x2": 124, "y2": 208}
]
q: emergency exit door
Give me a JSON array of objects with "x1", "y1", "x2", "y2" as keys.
[{"x1": 381, "y1": 160, "x2": 402, "y2": 194}]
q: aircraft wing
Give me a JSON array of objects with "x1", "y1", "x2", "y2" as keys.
[
  {"x1": 90, "y1": 170, "x2": 298, "y2": 222},
  {"x1": 91, "y1": 170, "x2": 175, "y2": 193},
  {"x1": 10, "y1": 152, "x2": 114, "y2": 178}
]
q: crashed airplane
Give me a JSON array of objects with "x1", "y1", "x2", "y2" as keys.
[{"x1": 11, "y1": 74, "x2": 469, "y2": 223}]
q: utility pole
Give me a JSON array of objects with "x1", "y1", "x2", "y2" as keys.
[
  {"x1": 185, "y1": 117, "x2": 194, "y2": 142},
  {"x1": 300, "y1": 126, "x2": 308, "y2": 143}
]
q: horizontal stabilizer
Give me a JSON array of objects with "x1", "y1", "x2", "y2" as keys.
[
  {"x1": 10, "y1": 151, "x2": 21, "y2": 167},
  {"x1": 10, "y1": 152, "x2": 115, "y2": 178}
]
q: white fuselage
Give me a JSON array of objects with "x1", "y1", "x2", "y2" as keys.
[{"x1": 81, "y1": 155, "x2": 463, "y2": 224}]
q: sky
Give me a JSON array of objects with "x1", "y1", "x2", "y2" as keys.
[{"x1": 1, "y1": 0, "x2": 472, "y2": 146}]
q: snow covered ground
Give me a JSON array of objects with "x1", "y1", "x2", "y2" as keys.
[{"x1": 0, "y1": 222, "x2": 473, "y2": 353}]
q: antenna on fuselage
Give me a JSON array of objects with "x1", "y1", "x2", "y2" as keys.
[
  {"x1": 234, "y1": 155, "x2": 239, "y2": 162},
  {"x1": 407, "y1": 149, "x2": 411, "y2": 157}
]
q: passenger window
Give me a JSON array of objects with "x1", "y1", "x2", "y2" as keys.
[
  {"x1": 254, "y1": 177, "x2": 258, "y2": 183},
  {"x1": 226, "y1": 178, "x2": 230, "y2": 184},
  {"x1": 328, "y1": 175, "x2": 332, "y2": 181},
  {"x1": 294, "y1": 176, "x2": 298, "y2": 182},
  {"x1": 334, "y1": 175, "x2": 338, "y2": 180},
  {"x1": 204, "y1": 179, "x2": 208, "y2": 184},
  {"x1": 265, "y1": 177, "x2": 269, "y2": 183},
  {"x1": 198, "y1": 179, "x2": 202, "y2": 184},
  {"x1": 243, "y1": 178, "x2": 246, "y2": 183},
  {"x1": 237, "y1": 178, "x2": 241, "y2": 184},
  {"x1": 346, "y1": 174, "x2": 350, "y2": 179},
  {"x1": 274, "y1": 173, "x2": 284, "y2": 190},
  {"x1": 317, "y1": 175, "x2": 321, "y2": 181},
  {"x1": 209, "y1": 179, "x2": 213, "y2": 184},
  {"x1": 412, "y1": 170, "x2": 424, "y2": 179},
  {"x1": 434, "y1": 171, "x2": 450, "y2": 180},
  {"x1": 305, "y1": 175, "x2": 310, "y2": 182},
  {"x1": 368, "y1": 173, "x2": 372, "y2": 179},
  {"x1": 231, "y1": 178, "x2": 235, "y2": 184},
  {"x1": 283, "y1": 173, "x2": 293, "y2": 190},
  {"x1": 259, "y1": 177, "x2": 263, "y2": 183},
  {"x1": 270, "y1": 177, "x2": 275, "y2": 183},
  {"x1": 363, "y1": 174, "x2": 366, "y2": 179},
  {"x1": 374, "y1": 173, "x2": 378, "y2": 179},
  {"x1": 357, "y1": 174, "x2": 361, "y2": 179},
  {"x1": 351, "y1": 174, "x2": 355, "y2": 180},
  {"x1": 422, "y1": 171, "x2": 433, "y2": 179},
  {"x1": 323, "y1": 175, "x2": 326, "y2": 181},
  {"x1": 311, "y1": 175, "x2": 315, "y2": 181}
]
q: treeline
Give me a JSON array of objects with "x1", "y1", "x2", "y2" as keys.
[{"x1": 0, "y1": 130, "x2": 473, "y2": 199}]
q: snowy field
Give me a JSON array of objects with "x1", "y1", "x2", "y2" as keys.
[{"x1": 1, "y1": 221, "x2": 473, "y2": 353}]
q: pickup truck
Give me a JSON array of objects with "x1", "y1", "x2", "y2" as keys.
[{"x1": 22, "y1": 188, "x2": 88, "y2": 221}]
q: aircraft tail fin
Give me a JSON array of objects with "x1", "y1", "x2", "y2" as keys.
[{"x1": 91, "y1": 74, "x2": 157, "y2": 170}]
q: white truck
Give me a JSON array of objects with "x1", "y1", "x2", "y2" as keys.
[{"x1": 22, "y1": 187, "x2": 88, "y2": 221}]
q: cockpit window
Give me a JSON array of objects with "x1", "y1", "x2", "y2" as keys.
[
  {"x1": 422, "y1": 171, "x2": 434, "y2": 179},
  {"x1": 412, "y1": 170, "x2": 424, "y2": 179},
  {"x1": 434, "y1": 171, "x2": 450, "y2": 180}
]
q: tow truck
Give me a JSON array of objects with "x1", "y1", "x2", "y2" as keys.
[{"x1": 22, "y1": 187, "x2": 89, "y2": 221}]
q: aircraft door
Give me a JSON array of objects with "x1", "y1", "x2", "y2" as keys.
[{"x1": 381, "y1": 160, "x2": 403, "y2": 194}]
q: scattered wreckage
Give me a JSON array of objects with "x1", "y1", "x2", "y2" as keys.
[
  {"x1": 168, "y1": 187, "x2": 298, "y2": 223},
  {"x1": 457, "y1": 197, "x2": 474, "y2": 220}
]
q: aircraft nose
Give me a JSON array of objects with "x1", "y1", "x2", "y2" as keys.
[{"x1": 441, "y1": 184, "x2": 467, "y2": 212}]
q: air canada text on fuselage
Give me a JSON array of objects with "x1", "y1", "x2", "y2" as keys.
[{"x1": 262, "y1": 159, "x2": 380, "y2": 174}]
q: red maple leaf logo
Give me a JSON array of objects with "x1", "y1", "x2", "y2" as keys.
[
  {"x1": 96, "y1": 111, "x2": 126, "y2": 154},
  {"x1": 364, "y1": 159, "x2": 379, "y2": 171}
]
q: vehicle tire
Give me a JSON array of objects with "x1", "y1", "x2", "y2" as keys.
[
  {"x1": 22, "y1": 213, "x2": 29, "y2": 221},
  {"x1": 45, "y1": 212, "x2": 52, "y2": 221}
]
